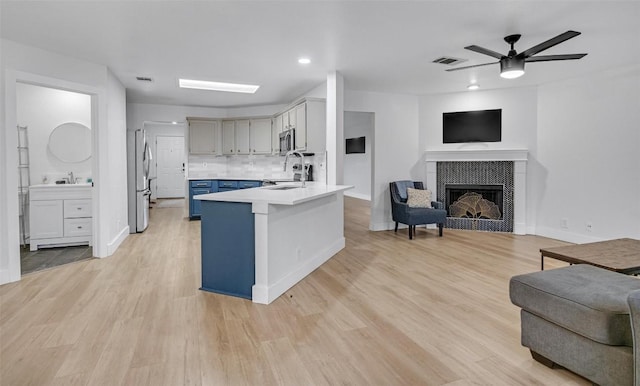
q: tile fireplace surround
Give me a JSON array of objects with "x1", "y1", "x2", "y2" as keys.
[{"x1": 425, "y1": 149, "x2": 528, "y2": 235}]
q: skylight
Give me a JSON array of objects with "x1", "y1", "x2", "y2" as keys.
[{"x1": 178, "y1": 79, "x2": 260, "y2": 94}]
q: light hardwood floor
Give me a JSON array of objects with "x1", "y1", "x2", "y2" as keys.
[{"x1": 1, "y1": 196, "x2": 588, "y2": 385}]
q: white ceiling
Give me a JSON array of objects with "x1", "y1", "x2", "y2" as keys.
[{"x1": 2, "y1": 1, "x2": 639, "y2": 108}]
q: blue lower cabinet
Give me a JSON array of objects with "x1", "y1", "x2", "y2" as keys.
[
  {"x1": 189, "y1": 180, "x2": 216, "y2": 219},
  {"x1": 238, "y1": 180, "x2": 261, "y2": 189},
  {"x1": 190, "y1": 179, "x2": 262, "y2": 219},
  {"x1": 218, "y1": 180, "x2": 238, "y2": 189},
  {"x1": 200, "y1": 201, "x2": 255, "y2": 299}
]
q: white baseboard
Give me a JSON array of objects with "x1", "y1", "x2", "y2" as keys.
[
  {"x1": 107, "y1": 225, "x2": 130, "y2": 256},
  {"x1": 252, "y1": 237, "x2": 345, "y2": 304},
  {"x1": 534, "y1": 226, "x2": 603, "y2": 244}
]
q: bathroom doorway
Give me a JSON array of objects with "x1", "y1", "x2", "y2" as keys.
[{"x1": 16, "y1": 83, "x2": 94, "y2": 274}]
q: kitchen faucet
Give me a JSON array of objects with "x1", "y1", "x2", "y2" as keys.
[{"x1": 283, "y1": 150, "x2": 305, "y2": 187}]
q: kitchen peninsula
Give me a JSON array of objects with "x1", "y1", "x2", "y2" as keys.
[{"x1": 195, "y1": 183, "x2": 352, "y2": 304}]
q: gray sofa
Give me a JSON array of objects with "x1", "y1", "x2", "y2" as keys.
[{"x1": 510, "y1": 264, "x2": 640, "y2": 386}]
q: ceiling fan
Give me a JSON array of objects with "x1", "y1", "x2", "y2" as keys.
[{"x1": 447, "y1": 30, "x2": 587, "y2": 79}]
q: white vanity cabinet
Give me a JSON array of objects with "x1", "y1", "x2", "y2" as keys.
[{"x1": 29, "y1": 184, "x2": 92, "y2": 251}]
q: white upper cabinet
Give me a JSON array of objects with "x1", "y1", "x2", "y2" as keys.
[
  {"x1": 222, "y1": 120, "x2": 236, "y2": 155},
  {"x1": 221, "y1": 118, "x2": 271, "y2": 155},
  {"x1": 274, "y1": 99, "x2": 325, "y2": 153},
  {"x1": 234, "y1": 119, "x2": 250, "y2": 154},
  {"x1": 249, "y1": 118, "x2": 272, "y2": 154},
  {"x1": 294, "y1": 103, "x2": 307, "y2": 151},
  {"x1": 189, "y1": 119, "x2": 219, "y2": 155},
  {"x1": 272, "y1": 114, "x2": 283, "y2": 154}
]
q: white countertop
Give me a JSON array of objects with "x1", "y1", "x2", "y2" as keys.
[
  {"x1": 194, "y1": 182, "x2": 352, "y2": 206},
  {"x1": 30, "y1": 183, "x2": 92, "y2": 189}
]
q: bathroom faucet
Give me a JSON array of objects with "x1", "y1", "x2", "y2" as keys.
[
  {"x1": 283, "y1": 150, "x2": 305, "y2": 187},
  {"x1": 68, "y1": 171, "x2": 75, "y2": 184}
]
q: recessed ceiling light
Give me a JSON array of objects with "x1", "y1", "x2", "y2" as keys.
[
  {"x1": 178, "y1": 78, "x2": 259, "y2": 94},
  {"x1": 298, "y1": 58, "x2": 311, "y2": 64},
  {"x1": 467, "y1": 84, "x2": 480, "y2": 90}
]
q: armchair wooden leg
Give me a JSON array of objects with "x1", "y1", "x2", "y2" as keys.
[
  {"x1": 438, "y1": 223, "x2": 443, "y2": 237},
  {"x1": 394, "y1": 222, "x2": 398, "y2": 233},
  {"x1": 409, "y1": 225, "x2": 413, "y2": 240}
]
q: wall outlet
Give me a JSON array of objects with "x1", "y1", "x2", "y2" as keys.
[
  {"x1": 586, "y1": 222, "x2": 593, "y2": 232},
  {"x1": 561, "y1": 218, "x2": 568, "y2": 229}
]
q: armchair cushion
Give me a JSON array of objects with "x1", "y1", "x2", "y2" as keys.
[
  {"x1": 394, "y1": 180, "x2": 414, "y2": 201},
  {"x1": 407, "y1": 187, "x2": 432, "y2": 208}
]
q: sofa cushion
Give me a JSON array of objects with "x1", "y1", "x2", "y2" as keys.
[{"x1": 510, "y1": 264, "x2": 640, "y2": 346}]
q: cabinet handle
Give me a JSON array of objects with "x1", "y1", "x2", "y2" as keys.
[
  {"x1": 77, "y1": 207, "x2": 82, "y2": 210},
  {"x1": 77, "y1": 226, "x2": 83, "y2": 229}
]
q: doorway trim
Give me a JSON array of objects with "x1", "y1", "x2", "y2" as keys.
[{"x1": 2, "y1": 69, "x2": 104, "y2": 284}]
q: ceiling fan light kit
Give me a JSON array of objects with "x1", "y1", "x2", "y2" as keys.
[
  {"x1": 500, "y1": 57, "x2": 525, "y2": 79},
  {"x1": 447, "y1": 30, "x2": 587, "y2": 80}
]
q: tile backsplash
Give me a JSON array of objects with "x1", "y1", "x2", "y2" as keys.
[{"x1": 188, "y1": 152, "x2": 327, "y2": 183}]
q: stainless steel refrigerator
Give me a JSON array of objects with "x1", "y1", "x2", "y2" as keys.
[{"x1": 127, "y1": 129, "x2": 152, "y2": 233}]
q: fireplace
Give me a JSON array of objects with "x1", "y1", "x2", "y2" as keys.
[
  {"x1": 445, "y1": 184, "x2": 504, "y2": 220},
  {"x1": 425, "y1": 149, "x2": 528, "y2": 234},
  {"x1": 436, "y1": 161, "x2": 514, "y2": 232}
]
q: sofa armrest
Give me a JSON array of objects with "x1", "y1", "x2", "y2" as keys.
[{"x1": 628, "y1": 289, "x2": 640, "y2": 386}]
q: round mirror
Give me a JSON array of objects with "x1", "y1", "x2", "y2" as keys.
[{"x1": 48, "y1": 122, "x2": 92, "y2": 163}]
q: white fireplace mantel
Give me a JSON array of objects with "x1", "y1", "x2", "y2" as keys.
[
  {"x1": 424, "y1": 148, "x2": 528, "y2": 162},
  {"x1": 424, "y1": 148, "x2": 528, "y2": 235}
]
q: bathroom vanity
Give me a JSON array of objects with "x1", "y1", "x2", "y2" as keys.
[{"x1": 29, "y1": 184, "x2": 93, "y2": 251}]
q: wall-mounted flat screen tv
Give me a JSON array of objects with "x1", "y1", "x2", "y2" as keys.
[
  {"x1": 345, "y1": 136, "x2": 366, "y2": 154},
  {"x1": 443, "y1": 109, "x2": 502, "y2": 143}
]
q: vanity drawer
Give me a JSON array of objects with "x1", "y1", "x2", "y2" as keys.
[
  {"x1": 64, "y1": 199, "x2": 92, "y2": 218},
  {"x1": 64, "y1": 218, "x2": 92, "y2": 237}
]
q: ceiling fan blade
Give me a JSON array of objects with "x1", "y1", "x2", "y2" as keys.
[
  {"x1": 465, "y1": 45, "x2": 504, "y2": 59},
  {"x1": 520, "y1": 30, "x2": 581, "y2": 58},
  {"x1": 445, "y1": 62, "x2": 499, "y2": 72},
  {"x1": 525, "y1": 53, "x2": 587, "y2": 62}
]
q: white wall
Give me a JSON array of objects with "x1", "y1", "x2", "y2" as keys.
[
  {"x1": 344, "y1": 111, "x2": 373, "y2": 200},
  {"x1": 105, "y1": 70, "x2": 129, "y2": 253},
  {"x1": 419, "y1": 87, "x2": 539, "y2": 232},
  {"x1": 535, "y1": 65, "x2": 640, "y2": 242},
  {"x1": 419, "y1": 87, "x2": 537, "y2": 152},
  {"x1": 16, "y1": 83, "x2": 92, "y2": 184},
  {"x1": 1, "y1": 39, "x2": 128, "y2": 284},
  {"x1": 344, "y1": 90, "x2": 420, "y2": 230}
]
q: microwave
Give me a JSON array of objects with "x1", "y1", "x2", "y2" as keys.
[{"x1": 279, "y1": 128, "x2": 296, "y2": 155}]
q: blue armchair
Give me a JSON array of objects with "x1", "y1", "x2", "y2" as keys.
[{"x1": 389, "y1": 181, "x2": 447, "y2": 239}]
